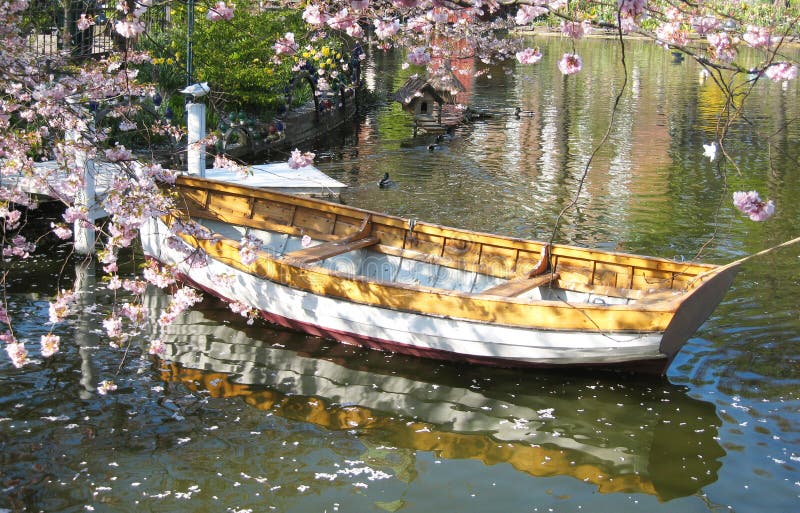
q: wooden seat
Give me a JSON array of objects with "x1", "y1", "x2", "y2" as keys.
[
  {"x1": 283, "y1": 236, "x2": 380, "y2": 266},
  {"x1": 477, "y1": 272, "x2": 560, "y2": 298},
  {"x1": 284, "y1": 212, "x2": 378, "y2": 266}
]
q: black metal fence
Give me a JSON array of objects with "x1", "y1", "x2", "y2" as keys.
[{"x1": 23, "y1": 1, "x2": 170, "y2": 59}]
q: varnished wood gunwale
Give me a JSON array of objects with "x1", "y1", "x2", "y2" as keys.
[{"x1": 171, "y1": 176, "x2": 717, "y2": 284}]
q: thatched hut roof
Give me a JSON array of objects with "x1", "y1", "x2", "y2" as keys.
[{"x1": 428, "y1": 65, "x2": 466, "y2": 98}]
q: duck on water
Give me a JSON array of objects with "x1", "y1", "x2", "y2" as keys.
[{"x1": 378, "y1": 173, "x2": 396, "y2": 188}]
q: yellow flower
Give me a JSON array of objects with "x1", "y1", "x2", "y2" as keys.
[
  {"x1": 166, "y1": 58, "x2": 174, "y2": 65},
  {"x1": 321, "y1": 46, "x2": 330, "y2": 57}
]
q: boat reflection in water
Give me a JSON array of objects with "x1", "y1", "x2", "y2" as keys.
[{"x1": 145, "y1": 290, "x2": 724, "y2": 502}]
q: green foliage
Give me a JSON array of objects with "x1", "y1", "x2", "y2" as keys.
[
  {"x1": 137, "y1": 2, "x2": 306, "y2": 116},
  {"x1": 191, "y1": 5, "x2": 305, "y2": 114}
]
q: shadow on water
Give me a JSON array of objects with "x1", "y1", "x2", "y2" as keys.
[{"x1": 145, "y1": 289, "x2": 724, "y2": 503}]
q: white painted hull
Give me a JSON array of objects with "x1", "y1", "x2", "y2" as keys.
[{"x1": 141, "y1": 218, "x2": 667, "y2": 367}]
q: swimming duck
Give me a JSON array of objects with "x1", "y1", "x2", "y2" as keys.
[
  {"x1": 378, "y1": 172, "x2": 395, "y2": 188},
  {"x1": 514, "y1": 107, "x2": 535, "y2": 118}
]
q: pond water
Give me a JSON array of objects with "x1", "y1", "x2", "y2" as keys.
[{"x1": 2, "y1": 37, "x2": 799, "y2": 512}]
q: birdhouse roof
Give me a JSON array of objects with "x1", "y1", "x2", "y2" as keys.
[{"x1": 394, "y1": 76, "x2": 452, "y2": 106}]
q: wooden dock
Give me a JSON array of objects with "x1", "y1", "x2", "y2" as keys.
[
  {"x1": 5, "y1": 160, "x2": 346, "y2": 202},
  {"x1": 198, "y1": 163, "x2": 346, "y2": 197}
]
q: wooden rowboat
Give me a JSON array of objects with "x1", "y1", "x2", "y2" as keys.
[{"x1": 140, "y1": 175, "x2": 741, "y2": 375}]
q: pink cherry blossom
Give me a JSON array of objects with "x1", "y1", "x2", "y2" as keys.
[
  {"x1": 346, "y1": 23, "x2": 364, "y2": 38},
  {"x1": 105, "y1": 144, "x2": 133, "y2": 162},
  {"x1": 732, "y1": 191, "x2": 775, "y2": 221},
  {"x1": 239, "y1": 234, "x2": 262, "y2": 265},
  {"x1": 274, "y1": 32, "x2": 299, "y2": 56},
  {"x1": 557, "y1": 53, "x2": 583, "y2": 75},
  {"x1": 207, "y1": 2, "x2": 234, "y2": 22},
  {"x1": 63, "y1": 206, "x2": 88, "y2": 223},
  {"x1": 301, "y1": 234, "x2": 312, "y2": 248},
  {"x1": 618, "y1": 0, "x2": 646, "y2": 19},
  {"x1": 228, "y1": 301, "x2": 256, "y2": 324},
  {"x1": 516, "y1": 47, "x2": 542, "y2": 65},
  {"x1": 148, "y1": 338, "x2": 166, "y2": 356},
  {"x1": 122, "y1": 279, "x2": 147, "y2": 295},
  {"x1": 40, "y1": 334, "x2": 60, "y2": 358},
  {"x1": 49, "y1": 290, "x2": 77, "y2": 323},
  {"x1": 5, "y1": 338, "x2": 28, "y2": 368},
  {"x1": 302, "y1": 4, "x2": 327, "y2": 26},
  {"x1": 407, "y1": 47, "x2": 431, "y2": 66},
  {"x1": 77, "y1": 14, "x2": 94, "y2": 31},
  {"x1": 102, "y1": 315, "x2": 125, "y2": 341},
  {"x1": 327, "y1": 9, "x2": 353, "y2": 31},
  {"x1": 374, "y1": 18, "x2": 400, "y2": 39},
  {"x1": 120, "y1": 302, "x2": 147, "y2": 325},
  {"x1": 561, "y1": 20, "x2": 589, "y2": 39},
  {"x1": 288, "y1": 148, "x2": 315, "y2": 169},
  {"x1": 743, "y1": 25, "x2": 773, "y2": 49},
  {"x1": 656, "y1": 22, "x2": 688, "y2": 48},
  {"x1": 707, "y1": 32, "x2": 737, "y2": 63},
  {"x1": 515, "y1": 5, "x2": 549, "y2": 25},
  {"x1": 143, "y1": 261, "x2": 177, "y2": 288},
  {"x1": 158, "y1": 287, "x2": 203, "y2": 326},
  {"x1": 0, "y1": 207, "x2": 22, "y2": 229},
  {"x1": 107, "y1": 275, "x2": 122, "y2": 290},
  {"x1": 351, "y1": 0, "x2": 369, "y2": 10},
  {"x1": 426, "y1": 9, "x2": 448, "y2": 24},
  {"x1": 114, "y1": 19, "x2": 145, "y2": 39},
  {"x1": 691, "y1": 16, "x2": 720, "y2": 36},
  {"x1": 765, "y1": 62, "x2": 798, "y2": 83},
  {"x1": 3, "y1": 234, "x2": 35, "y2": 258}
]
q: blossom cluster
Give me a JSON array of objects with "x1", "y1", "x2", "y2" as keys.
[
  {"x1": 732, "y1": 191, "x2": 775, "y2": 222},
  {"x1": 288, "y1": 149, "x2": 316, "y2": 169},
  {"x1": 158, "y1": 287, "x2": 203, "y2": 327},
  {"x1": 207, "y1": 1, "x2": 235, "y2": 22},
  {"x1": 239, "y1": 234, "x2": 263, "y2": 266}
]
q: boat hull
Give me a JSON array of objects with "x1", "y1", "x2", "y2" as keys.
[{"x1": 142, "y1": 217, "x2": 670, "y2": 373}]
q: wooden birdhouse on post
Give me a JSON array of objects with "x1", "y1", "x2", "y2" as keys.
[{"x1": 395, "y1": 63, "x2": 466, "y2": 135}]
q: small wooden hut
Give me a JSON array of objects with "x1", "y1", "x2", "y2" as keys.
[{"x1": 394, "y1": 64, "x2": 466, "y2": 133}]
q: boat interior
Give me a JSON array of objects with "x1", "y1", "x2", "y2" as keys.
[{"x1": 170, "y1": 177, "x2": 716, "y2": 307}]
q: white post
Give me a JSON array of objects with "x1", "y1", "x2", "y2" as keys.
[
  {"x1": 75, "y1": 260, "x2": 97, "y2": 399},
  {"x1": 69, "y1": 129, "x2": 96, "y2": 255},
  {"x1": 186, "y1": 101, "x2": 206, "y2": 177}
]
